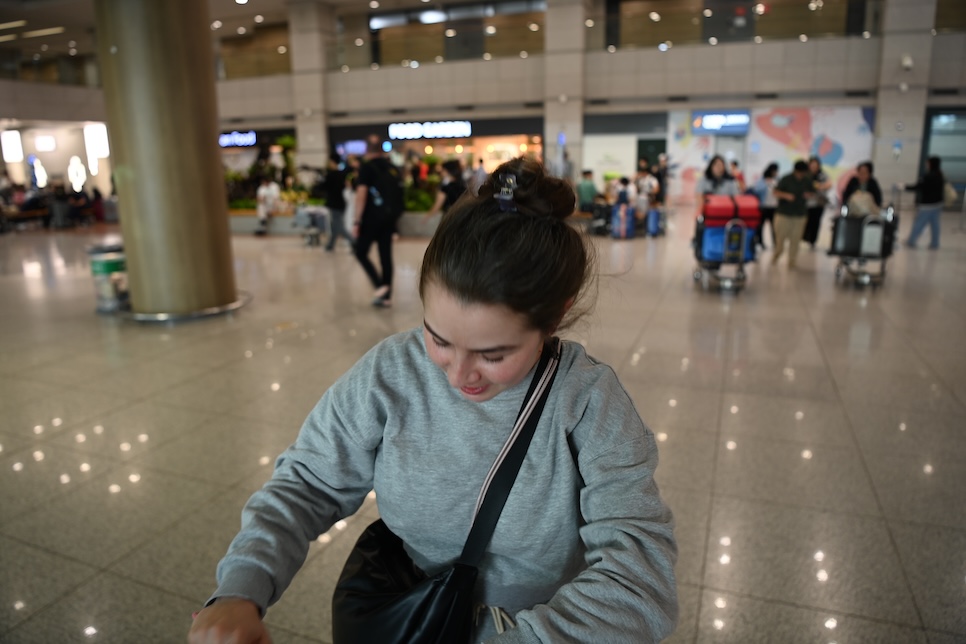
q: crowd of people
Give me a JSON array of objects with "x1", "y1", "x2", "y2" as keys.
[
  {"x1": 0, "y1": 171, "x2": 106, "y2": 230},
  {"x1": 696, "y1": 152, "x2": 952, "y2": 264}
]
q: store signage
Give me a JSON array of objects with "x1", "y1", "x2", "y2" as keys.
[
  {"x1": 388, "y1": 120, "x2": 472, "y2": 140},
  {"x1": 219, "y1": 130, "x2": 258, "y2": 147},
  {"x1": 691, "y1": 111, "x2": 751, "y2": 135}
]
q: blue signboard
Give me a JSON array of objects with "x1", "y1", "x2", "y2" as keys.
[{"x1": 691, "y1": 110, "x2": 752, "y2": 136}]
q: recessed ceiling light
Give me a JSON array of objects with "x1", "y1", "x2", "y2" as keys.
[
  {"x1": 482, "y1": 52, "x2": 492, "y2": 60},
  {"x1": 369, "y1": 0, "x2": 379, "y2": 8},
  {"x1": 68, "y1": 40, "x2": 76, "y2": 47},
  {"x1": 355, "y1": 38, "x2": 364, "y2": 46},
  {"x1": 69, "y1": 48, "x2": 77, "y2": 56},
  {"x1": 485, "y1": 25, "x2": 496, "y2": 35},
  {"x1": 708, "y1": 36, "x2": 718, "y2": 45},
  {"x1": 237, "y1": 27, "x2": 246, "y2": 35},
  {"x1": 211, "y1": 20, "x2": 222, "y2": 30},
  {"x1": 277, "y1": 45, "x2": 287, "y2": 54},
  {"x1": 703, "y1": 9, "x2": 713, "y2": 17},
  {"x1": 235, "y1": 0, "x2": 248, "y2": 5},
  {"x1": 0, "y1": 20, "x2": 27, "y2": 30},
  {"x1": 585, "y1": 19, "x2": 594, "y2": 27},
  {"x1": 649, "y1": 12, "x2": 661, "y2": 22},
  {"x1": 254, "y1": 15, "x2": 264, "y2": 23},
  {"x1": 445, "y1": 28, "x2": 456, "y2": 37}
]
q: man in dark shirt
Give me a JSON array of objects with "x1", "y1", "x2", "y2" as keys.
[
  {"x1": 771, "y1": 160, "x2": 814, "y2": 268},
  {"x1": 323, "y1": 153, "x2": 352, "y2": 252},
  {"x1": 353, "y1": 136, "x2": 402, "y2": 307}
]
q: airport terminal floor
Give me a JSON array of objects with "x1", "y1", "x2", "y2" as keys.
[{"x1": 1, "y1": 209, "x2": 965, "y2": 643}]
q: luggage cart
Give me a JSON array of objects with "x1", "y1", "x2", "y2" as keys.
[
  {"x1": 693, "y1": 195, "x2": 762, "y2": 291},
  {"x1": 828, "y1": 203, "x2": 898, "y2": 287}
]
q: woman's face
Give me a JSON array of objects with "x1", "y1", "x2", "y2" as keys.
[
  {"x1": 422, "y1": 282, "x2": 546, "y2": 403},
  {"x1": 711, "y1": 159, "x2": 725, "y2": 177},
  {"x1": 809, "y1": 159, "x2": 820, "y2": 173},
  {"x1": 856, "y1": 165, "x2": 871, "y2": 183}
]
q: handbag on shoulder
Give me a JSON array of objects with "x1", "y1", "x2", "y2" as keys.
[{"x1": 331, "y1": 339, "x2": 562, "y2": 644}]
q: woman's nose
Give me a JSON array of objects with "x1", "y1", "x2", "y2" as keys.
[{"x1": 448, "y1": 354, "x2": 479, "y2": 387}]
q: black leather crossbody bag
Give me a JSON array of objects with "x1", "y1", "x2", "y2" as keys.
[{"x1": 331, "y1": 338, "x2": 561, "y2": 644}]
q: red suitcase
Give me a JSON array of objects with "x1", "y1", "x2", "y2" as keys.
[{"x1": 702, "y1": 195, "x2": 761, "y2": 228}]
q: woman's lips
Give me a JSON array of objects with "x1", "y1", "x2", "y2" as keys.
[{"x1": 460, "y1": 385, "x2": 488, "y2": 396}]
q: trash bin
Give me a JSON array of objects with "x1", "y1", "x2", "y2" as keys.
[{"x1": 88, "y1": 244, "x2": 129, "y2": 313}]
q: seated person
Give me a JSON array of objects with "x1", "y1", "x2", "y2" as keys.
[{"x1": 841, "y1": 161, "x2": 883, "y2": 216}]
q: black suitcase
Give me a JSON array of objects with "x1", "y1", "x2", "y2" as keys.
[{"x1": 589, "y1": 203, "x2": 611, "y2": 236}]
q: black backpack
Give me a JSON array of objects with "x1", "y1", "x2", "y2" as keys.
[{"x1": 366, "y1": 159, "x2": 405, "y2": 223}]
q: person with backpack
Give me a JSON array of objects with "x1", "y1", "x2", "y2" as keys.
[{"x1": 353, "y1": 136, "x2": 403, "y2": 307}]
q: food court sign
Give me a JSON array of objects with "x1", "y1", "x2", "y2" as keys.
[{"x1": 388, "y1": 121, "x2": 472, "y2": 140}]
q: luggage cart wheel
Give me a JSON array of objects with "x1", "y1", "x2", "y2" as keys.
[
  {"x1": 693, "y1": 270, "x2": 703, "y2": 282},
  {"x1": 736, "y1": 269, "x2": 746, "y2": 281}
]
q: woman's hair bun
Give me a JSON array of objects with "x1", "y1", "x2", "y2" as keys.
[{"x1": 478, "y1": 157, "x2": 575, "y2": 221}]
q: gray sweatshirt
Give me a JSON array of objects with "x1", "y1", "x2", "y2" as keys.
[{"x1": 211, "y1": 328, "x2": 678, "y2": 643}]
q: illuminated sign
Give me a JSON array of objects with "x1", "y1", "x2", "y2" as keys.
[
  {"x1": 219, "y1": 130, "x2": 258, "y2": 147},
  {"x1": 388, "y1": 121, "x2": 472, "y2": 140},
  {"x1": 691, "y1": 110, "x2": 751, "y2": 135}
]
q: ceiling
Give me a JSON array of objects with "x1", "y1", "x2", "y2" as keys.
[{"x1": 0, "y1": 0, "x2": 496, "y2": 60}]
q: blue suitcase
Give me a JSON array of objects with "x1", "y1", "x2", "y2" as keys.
[
  {"x1": 700, "y1": 226, "x2": 755, "y2": 262},
  {"x1": 611, "y1": 204, "x2": 635, "y2": 239},
  {"x1": 646, "y1": 208, "x2": 663, "y2": 237}
]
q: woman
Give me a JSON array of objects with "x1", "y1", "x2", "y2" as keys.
[
  {"x1": 903, "y1": 156, "x2": 946, "y2": 250},
  {"x1": 841, "y1": 161, "x2": 883, "y2": 216},
  {"x1": 753, "y1": 162, "x2": 780, "y2": 249},
  {"x1": 428, "y1": 159, "x2": 467, "y2": 218},
  {"x1": 802, "y1": 156, "x2": 831, "y2": 248},
  {"x1": 697, "y1": 155, "x2": 739, "y2": 196},
  {"x1": 188, "y1": 157, "x2": 678, "y2": 644}
]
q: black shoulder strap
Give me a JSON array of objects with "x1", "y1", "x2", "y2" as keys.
[{"x1": 457, "y1": 338, "x2": 561, "y2": 567}]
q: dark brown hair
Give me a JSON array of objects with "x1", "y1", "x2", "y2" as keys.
[{"x1": 419, "y1": 157, "x2": 595, "y2": 335}]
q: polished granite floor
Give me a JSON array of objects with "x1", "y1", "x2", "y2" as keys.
[{"x1": 1, "y1": 211, "x2": 965, "y2": 644}]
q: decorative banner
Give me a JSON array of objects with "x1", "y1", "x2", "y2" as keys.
[
  {"x1": 746, "y1": 106, "x2": 875, "y2": 196},
  {"x1": 667, "y1": 110, "x2": 714, "y2": 209}
]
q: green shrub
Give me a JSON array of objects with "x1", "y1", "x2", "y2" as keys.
[{"x1": 229, "y1": 198, "x2": 257, "y2": 210}]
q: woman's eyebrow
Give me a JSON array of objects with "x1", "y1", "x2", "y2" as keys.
[{"x1": 423, "y1": 320, "x2": 518, "y2": 353}]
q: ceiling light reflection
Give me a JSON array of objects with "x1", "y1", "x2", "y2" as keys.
[
  {"x1": 259, "y1": 456, "x2": 271, "y2": 465},
  {"x1": 13, "y1": 600, "x2": 25, "y2": 610},
  {"x1": 713, "y1": 618, "x2": 724, "y2": 630},
  {"x1": 898, "y1": 422, "x2": 906, "y2": 431},
  {"x1": 13, "y1": 462, "x2": 23, "y2": 472},
  {"x1": 802, "y1": 449, "x2": 813, "y2": 460},
  {"x1": 825, "y1": 618, "x2": 837, "y2": 629},
  {"x1": 335, "y1": 520, "x2": 348, "y2": 530},
  {"x1": 726, "y1": 440, "x2": 737, "y2": 450},
  {"x1": 119, "y1": 442, "x2": 131, "y2": 452},
  {"x1": 76, "y1": 433, "x2": 86, "y2": 443},
  {"x1": 656, "y1": 432, "x2": 668, "y2": 442},
  {"x1": 80, "y1": 463, "x2": 91, "y2": 472},
  {"x1": 93, "y1": 425, "x2": 104, "y2": 434},
  {"x1": 60, "y1": 474, "x2": 71, "y2": 484},
  {"x1": 923, "y1": 464, "x2": 933, "y2": 474},
  {"x1": 719, "y1": 554, "x2": 731, "y2": 564},
  {"x1": 720, "y1": 536, "x2": 731, "y2": 546},
  {"x1": 138, "y1": 434, "x2": 148, "y2": 443},
  {"x1": 318, "y1": 533, "x2": 332, "y2": 544},
  {"x1": 33, "y1": 450, "x2": 44, "y2": 461},
  {"x1": 84, "y1": 626, "x2": 97, "y2": 637},
  {"x1": 817, "y1": 569, "x2": 828, "y2": 582},
  {"x1": 714, "y1": 597, "x2": 727, "y2": 608},
  {"x1": 109, "y1": 484, "x2": 121, "y2": 493},
  {"x1": 34, "y1": 425, "x2": 44, "y2": 434},
  {"x1": 52, "y1": 417, "x2": 62, "y2": 426},
  {"x1": 128, "y1": 473, "x2": 141, "y2": 483},
  {"x1": 668, "y1": 399, "x2": 677, "y2": 407},
  {"x1": 730, "y1": 405, "x2": 739, "y2": 414},
  {"x1": 795, "y1": 411, "x2": 804, "y2": 420},
  {"x1": 814, "y1": 550, "x2": 825, "y2": 561}
]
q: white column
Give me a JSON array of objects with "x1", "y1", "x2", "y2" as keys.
[
  {"x1": 544, "y1": 0, "x2": 589, "y2": 183},
  {"x1": 871, "y1": 0, "x2": 937, "y2": 196},
  {"x1": 288, "y1": 0, "x2": 334, "y2": 170}
]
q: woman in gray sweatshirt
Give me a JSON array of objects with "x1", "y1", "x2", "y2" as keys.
[{"x1": 189, "y1": 157, "x2": 678, "y2": 644}]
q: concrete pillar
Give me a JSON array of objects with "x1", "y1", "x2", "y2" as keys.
[
  {"x1": 288, "y1": 0, "x2": 334, "y2": 171},
  {"x1": 544, "y1": 0, "x2": 590, "y2": 183},
  {"x1": 871, "y1": 0, "x2": 937, "y2": 197},
  {"x1": 93, "y1": 0, "x2": 237, "y2": 316}
]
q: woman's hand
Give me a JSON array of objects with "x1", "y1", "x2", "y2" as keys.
[{"x1": 188, "y1": 598, "x2": 271, "y2": 644}]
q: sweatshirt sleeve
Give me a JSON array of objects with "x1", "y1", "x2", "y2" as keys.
[
  {"x1": 488, "y1": 381, "x2": 678, "y2": 644},
  {"x1": 207, "y1": 354, "x2": 383, "y2": 614}
]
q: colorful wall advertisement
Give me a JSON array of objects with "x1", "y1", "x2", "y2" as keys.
[
  {"x1": 746, "y1": 107, "x2": 876, "y2": 197},
  {"x1": 666, "y1": 110, "x2": 714, "y2": 210}
]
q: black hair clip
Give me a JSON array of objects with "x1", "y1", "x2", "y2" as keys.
[{"x1": 495, "y1": 173, "x2": 518, "y2": 212}]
